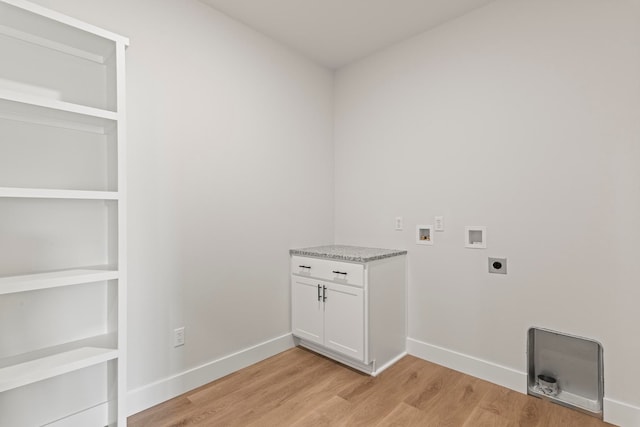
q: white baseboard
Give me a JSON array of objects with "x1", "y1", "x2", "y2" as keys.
[
  {"x1": 604, "y1": 398, "x2": 640, "y2": 426},
  {"x1": 127, "y1": 333, "x2": 295, "y2": 416},
  {"x1": 407, "y1": 337, "x2": 527, "y2": 394},
  {"x1": 296, "y1": 338, "x2": 405, "y2": 377},
  {"x1": 373, "y1": 351, "x2": 407, "y2": 377}
]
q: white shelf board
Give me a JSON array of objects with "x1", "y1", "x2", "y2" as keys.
[
  {"x1": 0, "y1": 334, "x2": 117, "y2": 370},
  {"x1": 0, "y1": 187, "x2": 119, "y2": 200},
  {"x1": 0, "y1": 91, "x2": 116, "y2": 134},
  {"x1": 0, "y1": 0, "x2": 128, "y2": 63},
  {"x1": 0, "y1": 269, "x2": 118, "y2": 295},
  {"x1": 0, "y1": 347, "x2": 118, "y2": 393},
  {"x1": 0, "y1": 23, "x2": 106, "y2": 63},
  {"x1": 0, "y1": 89, "x2": 117, "y2": 119}
]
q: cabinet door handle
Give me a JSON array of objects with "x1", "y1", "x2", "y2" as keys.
[
  {"x1": 317, "y1": 284, "x2": 321, "y2": 301},
  {"x1": 323, "y1": 285, "x2": 327, "y2": 302},
  {"x1": 332, "y1": 270, "x2": 348, "y2": 275},
  {"x1": 299, "y1": 265, "x2": 311, "y2": 269}
]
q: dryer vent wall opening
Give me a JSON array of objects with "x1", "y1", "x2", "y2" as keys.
[{"x1": 527, "y1": 327, "x2": 604, "y2": 418}]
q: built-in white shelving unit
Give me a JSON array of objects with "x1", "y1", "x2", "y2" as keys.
[{"x1": 0, "y1": 0, "x2": 128, "y2": 425}]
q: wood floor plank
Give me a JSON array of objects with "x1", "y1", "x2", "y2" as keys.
[
  {"x1": 462, "y1": 406, "x2": 517, "y2": 427},
  {"x1": 475, "y1": 385, "x2": 525, "y2": 422},
  {"x1": 128, "y1": 347, "x2": 616, "y2": 427},
  {"x1": 403, "y1": 365, "x2": 466, "y2": 412},
  {"x1": 530, "y1": 398, "x2": 610, "y2": 427},
  {"x1": 245, "y1": 359, "x2": 361, "y2": 426},
  {"x1": 186, "y1": 353, "x2": 333, "y2": 426},
  {"x1": 133, "y1": 348, "x2": 323, "y2": 427},
  {"x1": 337, "y1": 357, "x2": 430, "y2": 426},
  {"x1": 127, "y1": 395, "x2": 192, "y2": 427},
  {"x1": 187, "y1": 346, "x2": 318, "y2": 404},
  {"x1": 290, "y1": 396, "x2": 354, "y2": 427},
  {"x1": 374, "y1": 402, "x2": 428, "y2": 427},
  {"x1": 422, "y1": 376, "x2": 493, "y2": 426}
]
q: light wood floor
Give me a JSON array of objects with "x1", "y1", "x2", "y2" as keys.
[{"x1": 128, "y1": 347, "x2": 615, "y2": 427}]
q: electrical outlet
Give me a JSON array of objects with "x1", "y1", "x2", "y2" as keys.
[
  {"x1": 395, "y1": 216, "x2": 403, "y2": 231},
  {"x1": 174, "y1": 327, "x2": 185, "y2": 347},
  {"x1": 435, "y1": 216, "x2": 444, "y2": 231}
]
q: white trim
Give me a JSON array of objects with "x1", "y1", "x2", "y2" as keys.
[
  {"x1": 297, "y1": 339, "x2": 404, "y2": 376},
  {"x1": 126, "y1": 333, "x2": 295, "y2": 416},
  {"x1": 114, "y1": 38, "x2": 128, "y2": 427},
  {"x1": 603, "y1": 398, "x2": 640, "y2": 426},
  {"x1": 407, "y1": 337, "x2": 527, "y2": 393},
  {"x1": 298, "y1": 340, "x2": 372, "y2": 374},
  {"x1": 372, "y1": 351, "x2": 407, "y2": 377},
  {"x1": 0, "y1": 187, "x2": 119, "y2": 200}
]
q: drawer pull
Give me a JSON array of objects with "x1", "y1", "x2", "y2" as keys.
[
  {"x1": 317, "y1": 284, "x2": 322, "y2": 301},
  {"x1": 323, "y1": 285, "x2": 327, "y2": 302},
  {"x1": 332, "y1": 270, "x2": 348, "y2": 275},
  {"x1": 299, "y1": 265, "x2": 311, "y2": 269}
]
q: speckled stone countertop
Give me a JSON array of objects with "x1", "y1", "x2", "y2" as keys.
[{"x1": 290, "y1": 245, "x2": 407, "y2": 263}]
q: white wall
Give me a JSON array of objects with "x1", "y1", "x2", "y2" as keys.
[
  {"x1": 334, "y1": 0, "x2": 640, "y2": 419},
  {"x1": 12, "y1": 0, "x2": 640, "y2": 423},
  {"x1": 27, "y1": 0, "x2": 334, "y2": 412}
]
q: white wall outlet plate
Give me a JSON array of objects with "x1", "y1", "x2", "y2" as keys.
[
  {"x1": 435, "y1": 216, "x2": 444, "y2": 231},
  {"x1": 395, "y1": 216, "x2": 403, "y2": 231},
  {"x1": 465, "y1": 226, "x2": 487, "y2": 249},
  {"x1": 174, "y1": 327, "x2": 185, "y2": 347}
]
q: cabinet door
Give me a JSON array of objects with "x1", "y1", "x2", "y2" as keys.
[
  {"x1": 291, "y1": 276, "x2": 323, "y2": 345},
  {"x1": 324, "y1": 282, "x2": 364, "y2": 362}
]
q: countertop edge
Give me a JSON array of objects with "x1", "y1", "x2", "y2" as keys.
[{"x1": 289, "y1": 247, "x2": 408, "y2": 263}]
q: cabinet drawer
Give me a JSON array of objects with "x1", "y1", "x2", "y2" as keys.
[
  {"x1": 291, "y1": 255, "x2": 326, "y2": 278},
  {"x1": 291, "y1": 255, "x2": 364, "y2": 287}
]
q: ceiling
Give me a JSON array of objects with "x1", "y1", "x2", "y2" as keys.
[{"x1": 201, "y1": 0, "x2": 495, "y2": 69}]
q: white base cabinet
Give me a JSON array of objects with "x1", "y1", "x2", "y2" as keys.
[
  {"x1": 292, "y1": 277, "x2": 365, "y2": 361},
  {"x1": 290, "y1": 246, "x2": 406, "y2": 376}
]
